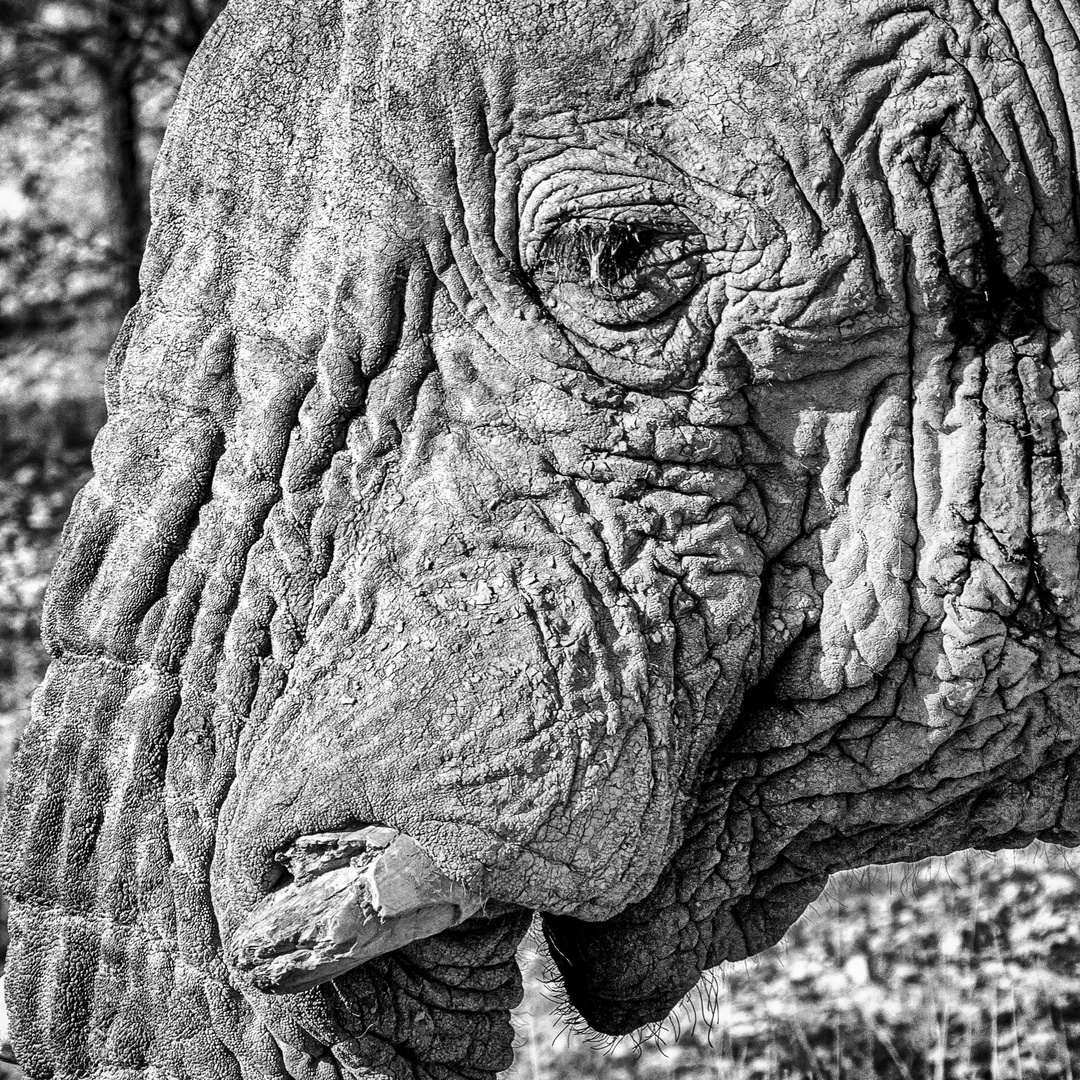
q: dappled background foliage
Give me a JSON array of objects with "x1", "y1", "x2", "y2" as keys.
[{"x1": 3, "y1": 5, "x2": 1080, "y2": 1079}]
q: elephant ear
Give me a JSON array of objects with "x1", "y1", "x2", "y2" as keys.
[{"x1": 0, "y1": 1, "x2": 436, "y2": 1076}]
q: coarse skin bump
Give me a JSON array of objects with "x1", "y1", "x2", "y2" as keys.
[{"x1": 2, "y1": 0, "x2": 1080, "y2": 1075}]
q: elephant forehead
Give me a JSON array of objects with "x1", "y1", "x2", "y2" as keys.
[
  {"x1": 394, "y1": 0, "x2": 970, "y2": 116},
  {"x1": 385, "y1": 0, "x2": 683, "y2": 106},
  {"x1": 667, "y1": 0, "x2": 973, "y2": 140},
  {"x1": 678, "y1": 0, "x2": 947, "y2": 68}
]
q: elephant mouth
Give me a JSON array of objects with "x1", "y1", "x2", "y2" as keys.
[{"x1": 231, "y1": 826, "x2": 490, "y2": 993}]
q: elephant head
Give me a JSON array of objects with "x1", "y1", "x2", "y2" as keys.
[{"x1": 4, "y1": 0, "x2": 1080, "y2": 1075}]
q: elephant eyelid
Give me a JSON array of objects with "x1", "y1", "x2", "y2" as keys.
[
  {"x1": 535, "y1": 220, "x2": 655, "y2": 288},
  {"x1": 531, "y1": 219, "x2": 702, "y2": 291}
]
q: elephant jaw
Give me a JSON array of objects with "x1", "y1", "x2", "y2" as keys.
[{"x1": 231, "y1": 827, "x2": 488, "y2": 993}]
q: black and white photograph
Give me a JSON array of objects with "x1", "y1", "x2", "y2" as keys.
[{"x1": 3, "y1": 0, "x2": 1080, "y2": 1075}]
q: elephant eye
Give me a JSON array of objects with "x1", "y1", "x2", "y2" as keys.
[
  {"x1": 536, "y1": 221, "x2": 657, "y2": 292},
  {"x1": 529, "y1": 217, "x2": 706, "y2": 328}
]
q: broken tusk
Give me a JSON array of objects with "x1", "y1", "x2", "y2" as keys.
[{"x1": 231, "y1": 826, "x2": 486, "y2": 993}]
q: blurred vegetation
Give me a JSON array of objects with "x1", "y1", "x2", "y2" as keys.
[{"x1": 3, "y1": 6, "x2": 1080, "y2": 1080}]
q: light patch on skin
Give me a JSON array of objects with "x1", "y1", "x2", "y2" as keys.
[{"x1": 0, "y1": 184, "x2": 29, "y2": 221}]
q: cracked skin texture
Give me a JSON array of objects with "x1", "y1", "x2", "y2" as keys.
[{"x1": 4, "y1": 0, "x2": 1080, "y2": 1074}]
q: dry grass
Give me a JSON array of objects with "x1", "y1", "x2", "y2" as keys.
[{"x1": 507, "y1": 845, "x2": 1080, "y2": 1080}]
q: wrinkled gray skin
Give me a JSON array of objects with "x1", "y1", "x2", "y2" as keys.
[{"x1": 4, "y1": 0, "x2": 1080, "y2": 1075}]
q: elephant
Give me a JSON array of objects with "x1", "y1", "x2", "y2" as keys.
[{"x1": 4, "y1": 0, "x2": 1080, "y2": 1074}]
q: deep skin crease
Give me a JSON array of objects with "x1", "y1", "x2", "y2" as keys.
[{"x1": 3, "y1": 0, "x2": 1080, "y2": 1076}]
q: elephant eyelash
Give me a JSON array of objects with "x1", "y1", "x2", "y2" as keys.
[{"x1": 535, "y1": 220, "x2": 657, "y2": 291}]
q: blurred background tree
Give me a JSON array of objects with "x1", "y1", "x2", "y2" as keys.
[{"x1": 0, "y1": 0, "x2": 224, "y2": 322}]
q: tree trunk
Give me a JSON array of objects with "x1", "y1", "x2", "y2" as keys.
[{"x1": 92, "y1": 2, "x2": 146, "y2": 316}]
